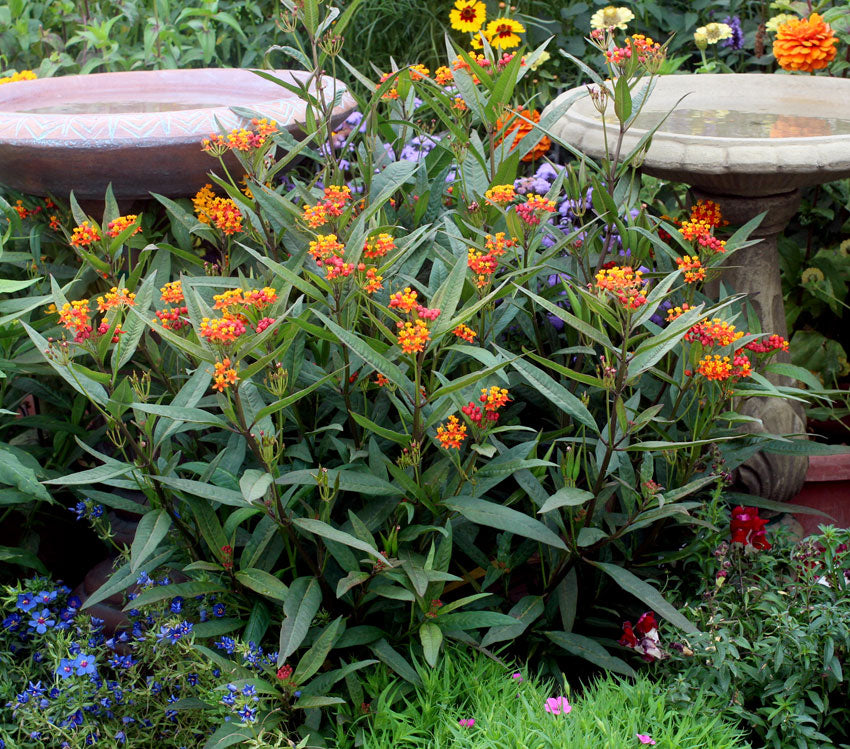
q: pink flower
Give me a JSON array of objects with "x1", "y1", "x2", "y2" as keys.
[
  {"x1": 458, "y1": 718, "x2": 475, "y2": 727},
  {"x1": 511, "y1": 672, "x2": 523, "y2": 682},
  {"x1": 544, "y1": 696, "x2": 571, "y2": 715},
  {"x1": 636, "y1": 734, "x2": 656, "y2": 745}
]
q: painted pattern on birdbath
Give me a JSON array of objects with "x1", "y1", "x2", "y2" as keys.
[
  {"x1": 543, "y1": 73, "x2": 850, "y2": 502},
  {"x1": 0, "y1": 68, "x2": 355, "y2": 199}
]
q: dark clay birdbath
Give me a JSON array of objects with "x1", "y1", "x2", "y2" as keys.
[
  {"x1": 543, "y1": 73, "x2": 850, "y2": 502},
  {"x1": 0, "y1": 68, "x2": 355, "y2": 200}
]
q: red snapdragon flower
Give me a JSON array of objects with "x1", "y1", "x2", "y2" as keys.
[{"x1": 730, "y1": 505, "x2": 770, "y2": 550}]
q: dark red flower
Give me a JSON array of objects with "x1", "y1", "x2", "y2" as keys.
[
  {"x1": 635, "y1": 612, "x2": 658, "y2": 636},
  {"x1": 730, "y1": 505, "x2": 770, "y2": 550},
  {"x1": 619, "y1": 621, "x2": 638, "y2": 648}
]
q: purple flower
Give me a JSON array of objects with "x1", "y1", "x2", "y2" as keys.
[
  {"x1": 212, "y1": 603, "x2": 226, "y2": 618},
  {"x1": 722, "y1": 16, "x2": 744, "y2": 50},
  {"x1": 544, "y1": 696, "x2": 571, "y2": 715},
  {"x1": 73, "y1": 653, "x2": 97, "y2": 676},
  {"x1": 170, "y1": 597, "x2": 184, "y2": 614},
  {"x1": 636, "y1": 734, "x2": 656, "y2": 745},
  {"x1": 458, "y1": 718, "x2": 475, "y2": 727},
  {"x1": 28, "y1": 608, "x2": 55, "y2": 634},
  {"x1": 16, "y1": 593, "x2": 36, "y2": 612}
]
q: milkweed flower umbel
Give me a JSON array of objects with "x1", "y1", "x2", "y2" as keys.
[
  {"x1": 515, "y1": 194, "x2": 556, "y2": 225},
  {"x1": 212, "y1": 359, "x2": 239, "y2": 393},
  {"x1": 485, "y1": 184, "x2": 516, "y2": 205},
  {"x1": 595, "y1": 265, "x2": 647, "y2": 309},
  {"x1": 396, "y1": 320, "x2": 431, "y2": 354},
  {"x1": 106, "y1": 214, "x2": 142, "y2": 238},
  {"x1": 436, "y1": 415, "x2": 467, "y2": 449},
  {"x1": 199, "y1": 316, "x2": 247, "y2": 345},
  {"x1": 675, "y1": 255, "x2": 706, "y2": 284},
  {"x1": 70, "y1": 221, "x2": 101, "y2": 248},
  {"x1": 96, "y1": 287, "x2": 136, "y2": 312},
  {"x1": 773, "y1": 13, "x2": 837, "y2": 72}
]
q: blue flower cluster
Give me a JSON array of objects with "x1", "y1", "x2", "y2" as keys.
[
  {"x1": 220, "y1": 682, "x2": 261, "y2": 724},
  {"x1": 71, "y1": 500, "x2": 105, "y2": 521}
]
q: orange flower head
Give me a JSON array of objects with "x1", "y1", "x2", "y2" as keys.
[
  {"x1": 243, "y1": 287, "x2": 278, "y2": 309},
  {"x1": 323, "y1": 185, "x2": 352, "y2": 215},
  {"x1": 207, "y1": 198, "x2": 244, "y2": 235},
  {"x1": 495, "y1": 108, "x2": 550, "y2": 161},
  {"x1": 193, "y1": 184, "x2": 217, "y2": 224},
  {"x1": 396, "y1": 319, "x2": 431, "y2": 354},
  {"x1": 362, "y1": 267, "x2": 384, "y2": 294},
  {"x1": 675, "y1": 255, "x2": 706, "y2": 284},
  {"x1": 479, "y1": 385, "x2": 510, "y2": 419},
  {"x1": 375, "y1": 373, "x2": 390, "y2": 387},
  {"x1": 160, "y1": 280, "x2": 184, "y2": 305},
  {"x1": 516, "y1": 194, "x2": 556, "y2": 225},
  {"x1": 378, "y1": 72, "x2": 399, "y2": 100},
  {"x1": 70, "y1": 221, "x2": 101, "y2": 248},
  {"x1": 435, "y1": 66, "x2": 454, "y2": 85},
  {"x1": 308, "y1": 234, "x2": 345, "y2": 265},
  {"x1": 408, "y1": 64, "x2": 430, "y2": 81},
  {"x1": 389, "y1": 286, "x2": 419, "y2": 313},
  {"x1": 453, "y1": 324, "x2": 477, "y2": 343},
  {"x1": 452, "y1": 97, "x2": 469, "y2": 112},
  {"x1": 685, "y1": 319, "x2": 744, "y2": 347},
  {"x1": 689, "y1": 200, "x2": 727, "y2": 228},
  {"x1": 666, "y1": 304, "x2": 691, "y2": 322},
  {"x1": 302, "y1": 203, "x2": 329, "y2": 228},
  {"x1": 436, "y1": 414, "x2": 468, "y2": 449},
  {"x1": 363, "y1": 233, "x2": 395, "y2": 259},
  {"x1": 485, "y1": 232, "x2": 517, "y2": 256},
  {"x1": 773, "y1": 13, "x2": 837, "y2": 72},
  {"x1": 96, "y1": 287, "x2": 136, "y2": 313},
  {"x1": 106, "y1": 214, "x2": 142, "y2": 239},
  {"x1": 595, "y1": 265, "x2": 647, "y2": 309},
  {"x1": 467, "y1": 249, "x2": 498, "y2": 288},
  {"x1": 212, "y1": 358, "x2": 240, "y2": 392},
  {"x1": 57, "y1": 300, "x2": 91, "y2": 334},
  {"x1": 484, "y1": 184, "x2": 516, "y2": 204},
  {"x1": 199, "y1": 316, "x2": 247, "y2": 345}
]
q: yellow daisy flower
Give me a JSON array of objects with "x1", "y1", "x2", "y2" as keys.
[
  {"x1": 695, "y1": 22, "x2": 733, "y2": 45},
  {"x1": 449, "y1": 0, "x2": 487, "y2": 33},
  {"x1": 484, "y1": 17, "x2": 525, "y2": 50}
]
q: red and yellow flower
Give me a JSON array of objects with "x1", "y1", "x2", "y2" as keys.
[
  {"x1": 436, "y1": 414, "x2": 468, "y2": 449},
  {"x1": 70, "y1": 221, "x2": 101, "y2": 248},
  {"x1": 449, "y1": 0, "x2": 486, "y2": 33},
  {"x1": 212, "y1": 358, "x2": 239, "y2": 392}
]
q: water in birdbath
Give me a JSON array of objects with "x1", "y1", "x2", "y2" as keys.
[
  {"x1": 632, "y1": 108, "x2": 850, "y2": 139},
  {"x1": 11, "y1": 101, "x2": 226, "y2": 114}
]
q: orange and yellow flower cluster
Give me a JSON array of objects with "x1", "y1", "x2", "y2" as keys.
[
  {"x1": 595, "y1": 265, "x2": 647, "y2": 309},
  {"x1": 389, "y1": 287, "x2": 441, "y2": 355},
  {"x1": 70, "y1": 221, "x2": 101, "y2": 248},
  {"x1": 494, "y1": 109, "x2": 550, "y2": 162},
  {"x1": 202, "y1": 118, "x2": 278, "y2": 153},
  {"x1": 773, "y1": 13, "x2": 837, "y2": 73},
  {"x1": 675, "y1": 255, "x2": 706, "y2": 284},
  {"x1": 106, "y1": 214, "x2": 142, "y2": 239},
  {"x1": 155, "y1": 281, "x2": 189, "y2": 331},
  {"x1": 436, "y1": 414, "x2": 467, "y2": 449},
  {"x1": 515, "y1": 194, "x2": 556, "y2": 226},
  {"x1": 212, "y1": 358, "x2": 239, "y2": 393},
  {"x1": 678, "y1": 200, "x2": 726, "y2": 254},
  {"x1": 192, "y1": 185, "x2": 244, "y2": 235},
  {"x1": 437, "y1": 384, "x2": 512, "y2": 449},
  {"x1": 301, "y1": 185, "x2": 352, "y2": 228}
]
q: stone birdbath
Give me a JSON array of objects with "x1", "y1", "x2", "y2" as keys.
[
  {"x1": 543, "y1": 72, "x2": 850, "y2": 502},
  {"x1": 0, "y1": 68, "x2": 355, "y2": 200}
]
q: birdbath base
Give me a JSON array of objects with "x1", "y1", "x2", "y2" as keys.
[{"x1": 692, "y1": 188, "x2": 808, "y2": 502}]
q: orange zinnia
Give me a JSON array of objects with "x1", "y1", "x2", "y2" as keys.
[
  {"x1": 494, "y1": 108, "x2": 550, "y2": 162},
  {"x1": 773, "y1": 13, "x2": 837, "y2": 72}
]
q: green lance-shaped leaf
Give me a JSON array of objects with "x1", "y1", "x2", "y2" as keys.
[
  {"x1": 0, "y1": 448, "x2": 51, "y2": 502},
  {"x1": 126, "y1": 581, "x2": 226, "y2": 610},
  {"x1": 481, "y1": 595, "x2": 544, "y2": 647},
  {"x1": 590, "y1": 561, "x2": 699, "y2": 634},
  {"x1": 545, "y1": 631, "x2": 636, "y2": 678},
  {"x1": 130, "y1": 509, "x2": 173, "y2": 572},
  {"x1": 293, "y1": 518, "x2": 388, "y2": 564},
  {"x1": 293, "y1": 616, "x2": 345, "y2": 684},
  {"x1": 235, "y1": 569, "x2": 289, "y2": 603},
  {"x1": 278, "y1": 576, "x2": 322, "y2": 664},
  {"x1": 446, "y1": 496, "x2": 567, "y2": 551},
  {"x1": 538, "y1": 487, "x2": 594, "y2": 514},
  {"x1": 369, "y1": 639, "x2": 422, "y2": 686},
  {"x1": 419, "y1": 621, "x2": 443, "y2": 668}
]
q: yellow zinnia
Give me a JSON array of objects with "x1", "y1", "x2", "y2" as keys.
[
  {"x1": 449, "y1": 0, "x2": 487, "y2": 33},
  {"x1": 484, "y1": 17, "x2": 525, "y2": 49},
  {"x1": 589, "y1": 6, "x2": 635, "y2": 31},
  {"x1": 695, "y1": 22, "x2": 733, "y2": 45}
]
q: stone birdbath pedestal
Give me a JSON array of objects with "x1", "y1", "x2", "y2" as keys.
[{"x1": 544, "y1": 72, "x2": 850, "y2": 502}]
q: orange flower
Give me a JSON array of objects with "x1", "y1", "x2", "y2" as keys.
[
  {"x1": 696, "y1": 354, "x2": 732, "y2": 381},
  {"x1": 773, "y1": 13, "x2": 837, "y2": 72},
  {"x1": 484, "y1": 184, "x2": 516, "y2": 204},
  {"x1": 363, "y1": 233, "x2": 395, "y2": 259},
  {"x1": 161, "y1": 281, "x2": 184, "y2": 304},
  {"x1": 70, "y1": 221, "x2": 101, "y2": 248},
  {"x1": 666, "y1": 304, "x2": 691, "y2": 322},
  {"x1": 308, "y1": 234, "x2": 345, "y2": 266},
  {"x1": 436, "y1": 414, "x2": 467, "y2": 449},
  {"x1": 516, "y1": 194, "x2": 556, "y2": 226},
  {"x1": 396, "y1": 319, "x2": 431, "y2": 354},
  {"x1": 595, "y1": 265, "x2": 647, "y2": 309},
  {"x1": 106, "y1": 214, "x2": 142, "y2": 239},
  {"x1": 485, "y1": 233, "x2": 517, "y2": 256},
  {"x1": 49, "y1": 215, "x2": 61, "y2": 231},
  {"x1": 302, "y1": 203, "x2": 329, "y2": 228},
  {"x1": 375, "y1": 373, "x2": 390, "y2": 387},
  {"x1": 689, "y1": 200, "x2": 727, "y2": 228},
  {"x1": 453, "y1": 323, "x2": 477, "y2": 343},
  {"x1": 675, "y1": 255, "x2": 706, "y2": 284},
  {"x1": 408, "y1": 64, "x2": 430, "y2": 81},
  {"x1": 57, "y1": 300, "x2": 91, "y2": 333},
  {"x1": 243, "y1": 287, "x2": 277, "y2": 309},
  {"x1": 212, "y1": 358, "x2": 239, "y2": 392},
  {"x1": 435, "y1": 66, "x2": 454, "y2": 85},
  {"x1": 199, "y1": 316, "x2": 247, "y2": 344},
  {"x1": 378, "y1": 72, "x2": 399, "y2": 100},
  {"x1": 495, "y1": 108, "x2": 550, "y2": 162},
  {"x1": 389, "y1": 286, "x2": 419, "y2": 313},
  {"x1": 685, "y1": 319, "x2": 744, "y2": 347},
  {"x1": 468, "y1": 248, "x2": 498, "y2": 288},
  {"x1": 323, "y1": 185, "x2": 352, "y2": 215},
  {"x1": 361, "y1": 267, "x2": 384, "y2": 294},
  {"x1": 96, "y1": 287, "x2": 136, "y2": 313},
  {"x1": 193, "y1": 184, "x2": 217, "y2": 224},
  {"x1": 479, "y1": 386, "x2": 510, "y2": 419},
  {"x1": 207, "y1": 198, "x2": 243, "y2": 235}
]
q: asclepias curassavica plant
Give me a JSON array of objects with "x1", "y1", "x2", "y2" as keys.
[{"x1": 12, "y1": 2, "x2": 823, "y2": 741}]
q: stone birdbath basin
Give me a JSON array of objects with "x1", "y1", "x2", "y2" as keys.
[
  {"x1": 0, "y1": 68, "x2": 355, "y2": 200},
  {"x1": 544, "y1": 72, "x2": 850, "y2": 502}
]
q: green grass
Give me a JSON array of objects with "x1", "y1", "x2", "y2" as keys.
[{"x1": 339, "y1": 647, "x2": 750, "y2": 748}]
